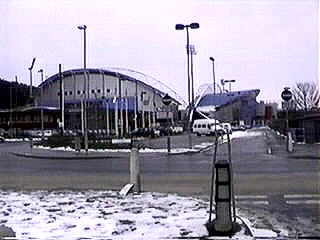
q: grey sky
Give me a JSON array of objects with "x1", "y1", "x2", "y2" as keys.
[{"x1": 0, "y1": 0, "x2": 318, "y2": 103}]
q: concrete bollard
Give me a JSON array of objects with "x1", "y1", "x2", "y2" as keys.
[
  {"x1": 287, "y1": 132, "x2": 293, "y2": 153},
  {"x1": 130, "y1": 148, "x2": 141, "y2": 193}
]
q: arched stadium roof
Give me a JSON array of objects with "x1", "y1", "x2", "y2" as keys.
[{"x1": 42, "y1": 67, "x2": 186, "y2": 106}]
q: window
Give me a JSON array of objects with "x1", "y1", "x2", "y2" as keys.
[
  {"x1": 69, "y1": 91, "x2": 73, "y2": 95},
  {"x1": 77, "y1": 90, "x2": 81, "y2": 95},
  {"x1": 91, "y1": 89, "x2": 95, "y2": 94},
  {"x1": 106, "y1": 89, "x2": 111, "y2": 93},
  {"x1": 97, "y1": 89, "x2": 101, "y2": 94},
  {"x1": 64, "y1": 91, "x2": 68, "y2": 96}
]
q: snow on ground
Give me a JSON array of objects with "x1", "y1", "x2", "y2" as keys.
[
  {"x1": 231, "y1": 130, "x2": 264, "y2": 139},
  {"x1": 0, "y1": 190, "x2": 281, "y2": 240}
]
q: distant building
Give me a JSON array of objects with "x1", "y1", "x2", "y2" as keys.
[
  {"x1": 193, "y1": 89, "x2": 260, "y2": 126},
  {"x1": 255, "y1": 101, "x2": 278, "y2": 126},
  {"x1": 0, "y1": 68, "x2": 184, "y2": 137}
]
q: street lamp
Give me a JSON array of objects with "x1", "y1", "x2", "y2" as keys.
[
  {"x1": 28, "y1": 57, "x2": 36, "y2": 99},
  {"x1": 209, "y1": 57, "x2": 215, "y2": 95},
  {"x1": 175, "y1": 22, "x2": 200, "y2": 149},
  {"x1": 78, "y1": 24, "x2": 88, "y2": 152},
  {"x1": 38, "y1": 69, "x2": 44, "y2": 140}
]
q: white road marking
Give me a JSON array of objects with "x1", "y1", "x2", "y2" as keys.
[
  {"x1": 237, "y1": 200, "x2": 269, "y2": 205},
  {"x1": 284, "y1": 194, "x2": 320, "y2": 199},
  {"x1": 286, "y1": 200, "x2": 320, "y2": 205},
  {"x1": 235, "y1": 195, "x2": 268, "y2": 199}
]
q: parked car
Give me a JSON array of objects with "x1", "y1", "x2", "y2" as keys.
[{"x1": 0, "y1": 136, "x2": 4, "y2": 143}]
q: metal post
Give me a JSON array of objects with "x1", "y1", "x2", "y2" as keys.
[
  {"x1": 125, "y1": 97, "x2": 129, "y2": 135},
  {"x1": 135, "y1": 80, "x2": 138, "y2": 130},
  {"x1": 130, "y1": 148, "x2": 141, "y2": 193},
  {"x1": 209, "y1": 134, "x2": 219, "y2": 223},
  {"x1": 167, "y1": 105, "x2": 171, "y2": 153},
  {"x1": 106, "y1": 101, "x2": 110, "y2": 135},
  {"x1": 78, "y1": 25, "x2": 88, "y2": 152},
  {"x1": 186, "y1": 27, "x2": 193, "y2": 149},
  {"x1": 115, "y1": 87, "x2": 119, "y2": 137},
  {"x1": 59, "y1": 64, "x2": 64, "y2": 135},
  {"x1": 38, "y1": 69, "x2": 44, "y2": 140},
  {"x1": 119, "y1": 75, "x2": 123, "y2": 137}
]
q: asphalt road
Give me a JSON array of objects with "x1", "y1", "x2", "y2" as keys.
[{"x1": 0, "y1": 128, "x2": 319, "y2": 236}]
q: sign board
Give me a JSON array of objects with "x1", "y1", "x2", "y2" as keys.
[
  {"x1": 162, "y1": 94, "x2": 172, "y2": 106},
  {"x1": 281, "y1": 89, "x2": 292, "y2": 102}
]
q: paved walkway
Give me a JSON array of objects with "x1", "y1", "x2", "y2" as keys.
[
  {"x1": 9, "y1": 134, "x2": 217, "y2": 159},
  {"x1": 8, "y1": 129, "x2": 319, "y2": 160},
  {"x1": 266, "y1": 128, "x2": 320, "y2": 160}
]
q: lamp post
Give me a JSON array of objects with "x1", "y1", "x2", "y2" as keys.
[
  {"x1": 209, "y1": 57, "x2": 215, "y2": 95},
  {"x1": 175, "y1": 22, "x2": 199, "y2": 149},
  {"x1": 78, "y1": 24, "x2": 88, "y2": 152},
  {"x1": 38, "y1": 69, "x2": 44, "y2": 140},
  {"x1": 28, "y1": 57, "x2": 36, "y2": 99}
]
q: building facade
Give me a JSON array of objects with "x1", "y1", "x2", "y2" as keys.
[
  {"x1": 33, "y1": 68, "x2": 183, "y2": 136},
  {"x1": 194, "y1": 89, "x2": 260, "y2": 126}
]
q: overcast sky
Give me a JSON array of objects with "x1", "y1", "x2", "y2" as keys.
[{"x1": 0, "y1": 0, "x2": 318, "y2": 103}]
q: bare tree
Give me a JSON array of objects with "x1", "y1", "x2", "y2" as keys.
[{"x1": 292, "y1": 82, "x2": 319, "y2": 111}]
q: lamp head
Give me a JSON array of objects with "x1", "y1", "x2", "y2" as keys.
[
  {"x1": 209, "y1": 57, "x2": 214, "y2": 62},
  {"x1": 175, "y1": 24, "x2": 185, "y2": 30},
  {"x1": 78, "y1": 25, "x2": 87, "y2": 30},
  {"x1": 189, "y1": 22, "x2": 200, "y2": 29}
]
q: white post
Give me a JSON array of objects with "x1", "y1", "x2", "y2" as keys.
[
  {"x1": 125, "y1": 98, "x2": 129, "y2": 134},
  {"x1": 148, "y1": 111, "x2": 151, "y2": 128},
  {"x1": 114, "y1": 88, "x2": 119, "y2": 137},
  {"x1": 142, "y1": 105, "x2": 145, "y2": 129},
  {"x1": 287, "y1": 131, "x2": 294, "y2": 152},
  {"x1": 106, "y1": 102, "x2": 110, "y2": 135},
  {"x1": 81, "y1": 98, "x2": 84, "y2": 135},
  {"x1": 130, "y1": 148, "x2": 141, "y2": 193}
]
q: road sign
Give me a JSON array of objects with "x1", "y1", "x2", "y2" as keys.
[
  {"x1": 281, "y1": 89, "x2": 292, "y2": 102},
  {"x1": 162, "y1": 94, "x2": 172, "y2": 106}
]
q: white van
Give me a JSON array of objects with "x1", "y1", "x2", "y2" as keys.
[{"x1": 192, "y1": 119, "x2": 223, "y2": 136}]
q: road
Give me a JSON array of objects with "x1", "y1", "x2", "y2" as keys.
[{"x1": 0, "y1": 128, "x2": 319, "y2": 236}]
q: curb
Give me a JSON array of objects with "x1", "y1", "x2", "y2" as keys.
[{"x1": 9, "y1": 152, "x2": 120, "y2": 160}]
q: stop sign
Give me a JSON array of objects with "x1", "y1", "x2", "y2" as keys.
[
  {"x1": 162, "y1": 94, "x2": 172, "y2": 106},
  {"x1": 281, "y1": 89, "x2": 292, "y2": 102}
]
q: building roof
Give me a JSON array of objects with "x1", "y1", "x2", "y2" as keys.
[
  {"x1": 196, "y1": 89, "x2": 260, "y2": 108},
  {"x1": 41, "y1": 68, "x2": 185, "y2": 106}
]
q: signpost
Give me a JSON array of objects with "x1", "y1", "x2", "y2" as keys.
[
  {"x1": 281, "y1": 88, "x2": 293, "y2": 152},
  {"x1": 162, "y1": 94, "x2": 172, "y2": 153},
  {"x1": 281, "y1": 88, "x2": 292, "y2": 102}
]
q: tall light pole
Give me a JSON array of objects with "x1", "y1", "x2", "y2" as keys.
[
  {"x1": 209, "y1": 57, "x2": 215, "y2": 95},
  {"x1": 78, "y1": 24, "x2": 88, "y2": 152},
  {"x1": 38, "y1": 69, "x2": 44, "y2": 140},
  {"x1": 28, "y1": 57, "x2": 36, "y2": 99},
  {"x1": 189, "y1": 45, "x2": 197, "y2": 108},
  {"x1": 175, "y1": 22, "x2": 200, "y2": 149}
]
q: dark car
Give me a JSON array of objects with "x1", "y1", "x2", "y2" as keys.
[{"x1": 0, "y1": 136, "x2": 4, "y2": 143}]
